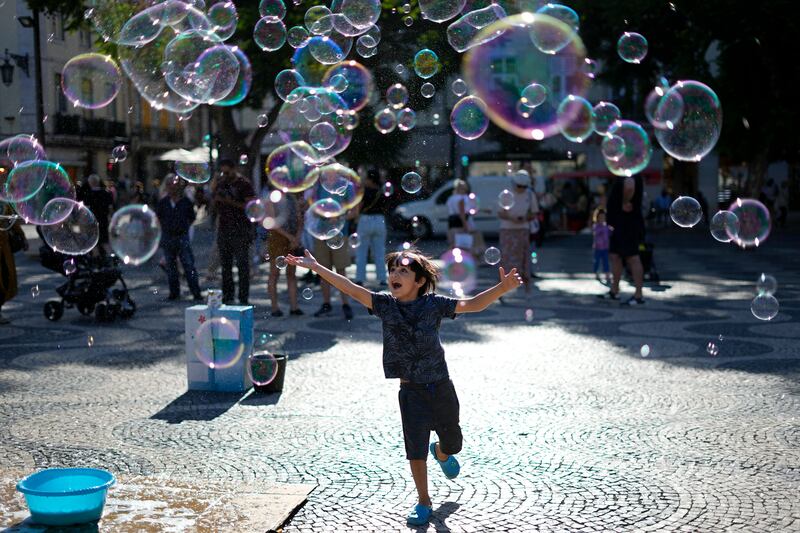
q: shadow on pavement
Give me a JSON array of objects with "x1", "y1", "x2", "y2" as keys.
[
  {"x1": 150, "y1": 390, "x2": 246, "y2": 423},
  {"x1": 408, "y1": 501, "x2": 460, "y2": 532}
]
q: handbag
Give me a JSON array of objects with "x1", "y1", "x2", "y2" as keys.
[{"x1": 9, "y1": 230, "x2": 25, "y2": 253}]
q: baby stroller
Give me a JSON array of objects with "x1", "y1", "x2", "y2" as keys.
[{"x1": 39, "y1": 244, "x2": 136, "y2": 322}]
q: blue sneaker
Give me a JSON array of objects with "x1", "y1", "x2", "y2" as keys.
[
  {"x1": 430, "y1": 442, "x2": 460, "y2": 479},
  {"x1": 406, "y1": 503, "x2": 432, "y2": 526}
]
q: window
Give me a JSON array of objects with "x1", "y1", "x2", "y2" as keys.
[
  {"x1": 106, "y1": 83, "x2": 118, "y2": 121},
  {"x1": 59, "y1": 13, "x2": 67, "y2": 40},
  {"x1": 79, "y1": 28, "x2": 92, "y2": 48},
  {"x1": 54, "y1": 73, "x2": 67, "y2": 113}
]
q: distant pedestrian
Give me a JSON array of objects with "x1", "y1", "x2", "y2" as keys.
[
  {"x1": 497, "y1": 171, "x2": 538, "y2": 295},
  {"x1": 354, "y1": 170, "x2": 388, "y2": 287},
  {"x1": 600, "y1": 176, "x2": 645, "y2": 305},
  {"x1": 79, "y1": 174, "x2": 114, "y2": 255},
  {"x1": 592, "y1": 207, "x2": 612, "y2": 285},
  {"x1": 284, "y1": 247, "x2": 522, "y2": 527},
  {"x1": 0, "y1": 204, "x2": 27, "y2": 324},
  {"x1": 267, "y1": 192, "x2": 304, "y2": 317},
  {"x1": 155, "y1": 174, "x2": 202, "y2": 302},
  {"x1": 445, "y1": 180, "x2": 470, "y2": 249},
  {"x1": 212, "y1": 159, "x2": 255, "y2": 305},
  {"x1": 775, "y1": 181, "x2": 789, "y2": 228}
]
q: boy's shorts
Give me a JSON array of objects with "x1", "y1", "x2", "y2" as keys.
[
  {"x1": 398, "y1": 379, "x2": 462, "y2": 460},
  {"x1": 313, "y1": 238, "x2": 351, "y2": 271}
]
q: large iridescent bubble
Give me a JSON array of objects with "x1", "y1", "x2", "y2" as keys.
[
  {"x1": 109, "y1": 204, "x2": 162, "y2": 265},
  {"x1": 603, "y1": 120, "x2": 652, "y2": 177},
  {"x1": 447, "y1": 4, "x2": 507, "y2": 53},
  {"x1": 463, "y1": 13, "x2": 590, "y2": 141},
  {"x1": 305, "y1": 163, "x2": 363, "y2": 211},
  {"x1": 162, "y1": 29, "x2": 240, "y2": 104},
  {"x1": 40, "y1": 200, "x2": 99, "y2": 256},
  {"x1": 557, "y1": 95, "x2": 594, "y2": 143},
  {"x1": 330, "y1": 0, "x2": 381, "y2": 32},
  {"x1": 419, "y1": 0, "x2": 466, "y2": 23},
  {"x1": 266, "y1": 142, "x2": 319, "y2": 193},
  {"x1": 207, "y1": 1, "x2": 238, "y2": 41},
  {"x1": 62, "y1": 53, "x2": 122, "y2": 109},
  {"x1": 254, "y1": 16, "x2": 287, "y2": 52},
  {"x1": 3, "y1": 160, "x2": 50, "y2": 203},
  {"x1": 304, "y1": 199, "x2": 346, "y2": 240},
  {"x1": 322, "y1": 61, "x2": 373, "y2": 111},
  {"x1": 654, "y1": 80, "x2": 722, "y2": 162},
  {"x1": 276, "y1": 86, "x2": 352, "y2": 163},
  {"x1": 0, "y1": 134, "x2": 46, "y2": 170},
  {"x1": 450, "y1": 96, "x2": 489, "y2": 140},
  {"x1": 12, "y1": 162, "x2": 76, "y2": 225},
  {"x1": 729, "y1": 198, "x2": 771, "y2": 248},
  {"x1": 214, "y1": 47, "x2": 252, "y2": 106}
]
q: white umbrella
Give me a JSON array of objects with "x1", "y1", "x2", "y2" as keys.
[{"x1": 156, "y1": 147, "x2": 217, "y2": 163}]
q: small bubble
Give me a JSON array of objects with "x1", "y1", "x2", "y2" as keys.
[
  {"x1": 640, "y1": 344, "x2": 650, "y2": 357},
  {"x1": 524, "y1": 309, "x2": 534, "y2": 322},
  {"x1": 87, "y1": 335, "x2": 94, "y2": 347},
  {"x1": 31, "y1": 285, "x2": 40, "y2": 298}
]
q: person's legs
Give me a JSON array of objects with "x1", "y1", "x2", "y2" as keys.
[
  {"x1": 235, "y1": 241, "x2": 250, "y2": 303},
  {"x1": 592, "y1": 249, "x2": 601, "y2": 275},
  {"x1": 626, "y1": 255, "x2": 644, "y2": 299},
  {"x1": 178, "y1": 236, "x2": 202, "y2": 298},
  {"x1": 162, "y1": 240, "x2": 181, "y2": 298},
  {"x1": 268, "y1": 262, "x2": 281, "y2": 313},
  {"x1": 287, "y1": 265, "x2": 299, "y2": 311},
  {"x1": 600, "y1": 250, "x2": 611, "y2": 283},
  {"x1": 218, "y1": 238, "x2": 234, "y2": 303},
  {"x1": 610, "y1": 253, "x2": 623, "y2": 295},
  {"x1": 373, "y1": 217, "x2": 387, "y2": 283},
  {"x1": 409, "y1": 460, "x2": 431, "y2": 507}
]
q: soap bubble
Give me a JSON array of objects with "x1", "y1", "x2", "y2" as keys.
[
  {"x1": 245, "y1": 199, "x2": 267, "y2": 222},
  {"x1": 63, "y1": 259, "x2": 77, "y2": 275},
  {"x1": 257, "y1": 114, "x2": 269, "y2": 127},
  {"x1": 750, "y1": 294, "x2": 779, "y2": 321},
  {"x1": 254, "y1": 16, "x2": 287, "y2": 51},
  {"x1": 275, "y1": 87, "x2": 352, "y2": 163},
  {"x1": 644, "y1": 80, "x2": 684, "y2": 130},
  {"x1": 109, "y1": 204, "x2": 162, "y2": 265},
  {"x1": 397, "y1": 108, "x2": 417, "y2": 131},
  {"x1": 175, "y1": 161, "x2": 210, "y2": 184},
  {"x1": 12, "y1": 162, "x2": 75, "y2": 224},
  {"x1": 420, "y1": 83, "x2": 436, "y2": 99},
  {"x1": 440, "y1": 247, "x2": 477, "y2": 294},
  {"x1": 322, "y1": 60, "x2": 373, "y2": 112},
  {"x1": 247, "y1": 352, "x2": 279, "y2": 386},
  {"x1": 326, "y1": 233, "x2": 345, "y2": 249},
  {"x1": 451, "y1": 78, "x2": 468, "y2": 97},
  {"x1": 603, "y1": 120, "x2": 652, "y2": 177},
  {"x1": 194, "y1": 317, "x2": 245, "y2": 369},
  {"x1": 484, "y1": 246, "x2": 501, "y2": 265},
  {"x1": 348, "y1": 233, "x2": 361, "y2": 249},
  {"x1": 307, "y1": 35, "x2": 348, "y2": 65},
  {"x1": 31, "y1": 285, "x2": 39, "y2": 298},
  {"x1": 383, "y1": 182, "x2": 394, "y2": 197},
  {"x1": 259, "y1": 0, "x2": 286, "y2": 19},
  {"x1": 520, "y1": 83, "x2": 547, "y2": 109},
  {"x1": 535, "y1": 3, "x2": 579, "y2": 33},
  {"x1": 327, "y1": 73, "x2": 349, "y2": 93},
  {"x1": 709, "y1": 210, "x2": 740, "y2": 242},
  {"x1": 670, "y1": 196, "x2": 703, "y2": 228},
  {"x1": 309, "y1": 122, "x2": 339, "y2": 150},
  {"x1": 654, "y1": 80, "x2": 722, "y2": 162},
  {"x1": 0, "y1": 134, "x2": 46, "y2": 170},
  {"x1": 617, "y1": 32, "x2": 648, "y2": 64},
  {"x1": 413, "y1": 49, "x2": 440, "y2": 79},
  {"x1": 450, "y1": 96, "x2": 489, "y2": 140},
  {"x1": 111, "y1": 145, "x2": 128, "y2": 163},
  {"x1": 419, "y1": 0, "x2": 466, "y2": 22},
  {"x1": 557, "y1": 95, "x2": 594, "y2": 143},
  {"x1": 728, "y1": 198, "x2": 771, "y2": 248},
  {"x1": 706, "y1": 342, "x2": 719, "y2": 357},
  {"x1": 374, "y1": 108, "x2": 397, "y2": 134},
  {"x1": 386, "y1": 83, "x2": 409, "y2": 109},
  {"x1": 265, "y1": 142, "x2": 318, "y2": 193},
  {"x1": 306, "y1": 163, "x2": 363, "y2": 210},
  {"x1": 162, "y1": 30, "x2": 240, "y2": 104},
  {"x1": 274, "y1": 69, "x2": 305, "y2": 102},
  {"x1": 61, "y1": 53, "x2": 121, "y2": 109},
  {"x1": 302, "y1": 287, "x2": 314, "y2": 300},
  {"x1": 640, "y1": 344, "x2": 650, "y2": 357},
  {"x1": 462, "y1": 13, "x2": 590, "y2": 141},
  {"x1": 305, "y1": 200, "x2": 346, "y2": 240},
  {"x1": 305, "y1": 5, "x2": 333, "y2": 35},
  {"x1": 330, "y1": 0, "x2": 381, "y2": 31},
  {"x1": 592, "y1": 101, "x2": 621, "y2": 136},
  {"x1": 275, "y1": 255, "x2": 288, "y2": 268},
  {"x1": 239, "y1": 154, "x2": 249, "y2": 166},
  {"x1": 498, "y1": 189, "x2": 514, "y2": 210},
  {"x1": 41, "y1": 200, "x2": 99, "y2": 255},
  {"x1": 601, "y1": 135, "x2": 626, "y2": 161},
  {"x1": 207, "y1": 1, "x2": 238, "y2": 40},
  {"x1": 401, "y1": 172, "x2": 422, "y2": 194},
  {"x1": 214, "y1": 47, "x2": 253, "y2": 107},
  {"x1": 287, "y1": 25, "x2": 310, "y2": 48},
  {"x1": 446, "y1": 3, "x2": 507, "y2": 53},
  {"x1": 756, "y1": 273, "x2": 777, "y2": 296},
  {"x1": 3, "y1": 160, "x2": 49, "y2": 203}
]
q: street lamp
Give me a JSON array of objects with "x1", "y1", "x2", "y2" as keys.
[
  {"x1": 1, "y1": 49, "x2": 31, "y2": 87},
  {"x1": 16, "y1": 11, "x2": 46, "y2": 148}
]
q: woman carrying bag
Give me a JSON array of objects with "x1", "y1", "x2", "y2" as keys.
[
  {"x1": 0, "y1": 205, "x2": 28, "y2": 324},
  {"x1": 497, "y1": 171, "x2": 537, "y2": 296}
]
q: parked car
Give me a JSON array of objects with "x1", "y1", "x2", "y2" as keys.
[{"x1": 393, "y1": 176, "x2": 516, "y2": 239}]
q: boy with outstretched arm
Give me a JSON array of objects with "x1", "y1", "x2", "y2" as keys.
[{"x1": 286, "y1": 247, "x2": 522, "y2": 526}]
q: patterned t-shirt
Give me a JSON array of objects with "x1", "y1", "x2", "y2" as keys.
[{"x1": 370, "y1": 292, "x2": 459, "y2": 383}]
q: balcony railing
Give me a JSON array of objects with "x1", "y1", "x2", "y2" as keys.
[{"x1": 53, "y1": 114, "x2": 127, "y2": 138}]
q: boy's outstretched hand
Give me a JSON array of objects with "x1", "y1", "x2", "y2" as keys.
[
  {"x1": 498, "y1": 267, "x2": 524, "y2": 294},
  {"x1": 286, "y1": 249, "x2": 319, "y2": 271}
]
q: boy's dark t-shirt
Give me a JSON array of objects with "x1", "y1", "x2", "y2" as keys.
[{"x1": 370, "y1": 292, "x2": 458, "y2": 383}]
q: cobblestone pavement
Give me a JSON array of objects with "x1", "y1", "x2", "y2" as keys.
[{"x1": 1, "y1": 224, "x2": 799, "y2": 532}]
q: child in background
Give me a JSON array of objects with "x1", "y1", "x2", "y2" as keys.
[
  {"x1": 286, "y1": 248, "x2": 522, "y2": 526},
  {"x1": 592, "y1": 207, "x2": 612, "y2": 285}
]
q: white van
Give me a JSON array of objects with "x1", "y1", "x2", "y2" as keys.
[{"x1": 394, "y1": 176, "x2": 519, "y2": 239}]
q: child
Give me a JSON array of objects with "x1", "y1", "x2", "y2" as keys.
[
  {"x1": 286, "y1": 247, "x2": 522, "y2": 526},
  {"x1": 592, "y1": 207, "x2": 613, "y2": 285}
]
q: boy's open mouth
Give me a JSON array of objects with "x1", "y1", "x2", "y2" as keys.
[{"x1": 391, "y1": 282, "x2": 402, "y2": 290}]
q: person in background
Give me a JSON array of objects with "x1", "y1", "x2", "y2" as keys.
[
  {"x1": 354, "y1": 169, "x2": 389, "y2": 287},
  {"x1": 445, "y1": 180, "x2": 470, "y2": 249},
  {"x1": 213, "y1": 159, "x2": 255, "y2": 305},
  {"x1": 695, "y1": 190, "x2": 709, "y2": 226},
  {"x1": 155, "y1": 174, "x2": 203, "y2": 302},
  {"x1": 654, "y1": 189, "x2": 672, "y2": 228},
  {"x1": 497, "y1": 171, "x2": 538, "y2": 295},
  {"x1": 600, "y1": 176, "x2": 645, "y2": 306},
  {"x1": 775, "y1": 181, "x2": 789, "y2": 228},
  {"x1": 591, "y1": 207, "x2": 613, "y2": 285},
  {"x1": 0, "y1": 204, "x2": 27, "y2": 324},
  {"x1": 130, "y1": 181, "x2": 150, "y2": 205},
  {"x1": 79, "y1": 174, "x2": 114, "y2": 255},
  {"x1": 267, "y1": 192, "x2": 304, "y2": 316}
]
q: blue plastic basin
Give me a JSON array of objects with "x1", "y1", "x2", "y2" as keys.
[{"x1": 16, "y1": 468, "x2": 116, "y2": 526}]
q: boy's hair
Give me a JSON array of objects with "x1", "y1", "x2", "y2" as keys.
[
  {"x1": 592, "y1": 207, "x2": 606, "y2": 223},
  {"x1": 385, "y1": 248, "x2": 438, "y2": 297}
]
